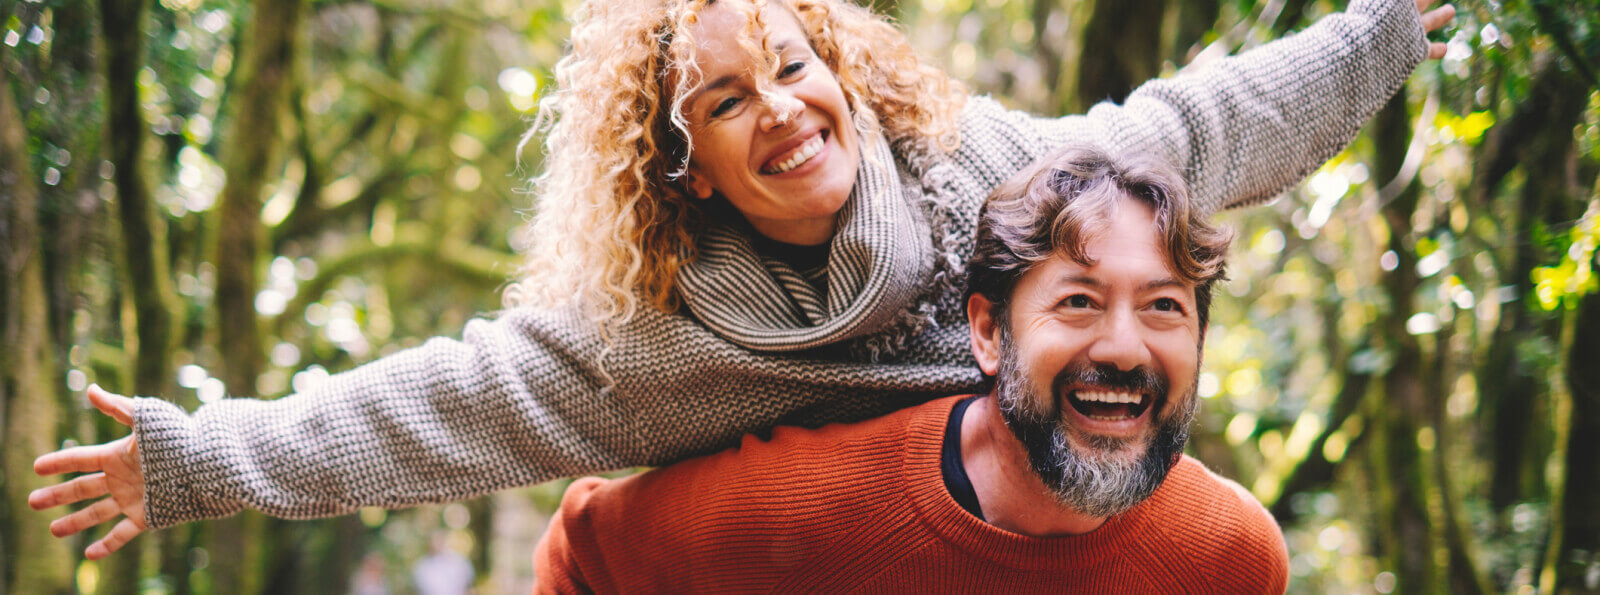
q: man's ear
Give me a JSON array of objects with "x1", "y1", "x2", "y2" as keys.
[
  {"x1": 685, "y1": 168, "x2": 714, "y2": 200},
  {"x1": 967, "y1": 293, "x2": 1003, "y2": 377}
]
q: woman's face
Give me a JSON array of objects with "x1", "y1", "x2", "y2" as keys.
[{"x1": 680, "y1": 2, "x2": 861, "y2": 246}]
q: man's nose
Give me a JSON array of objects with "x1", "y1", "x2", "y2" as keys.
[
  {"x1": 759, "y1": 91, "x2": 802, "y2": 131},
  {"x1": 1086, "y1": 309, "x2": 1152, "y2": 372}
]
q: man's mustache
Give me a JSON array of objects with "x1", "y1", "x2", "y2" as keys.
[{"x1": 1051, "y1": 362, "x2": 1169, "y2": 403}]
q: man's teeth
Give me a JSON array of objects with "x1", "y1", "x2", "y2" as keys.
[
  {"x1": 765, "y1": 135, "x2": 824, "y2": 174},
  {"x1": 1076, "y1": 391, "x2": 1142, "y2": 404}
]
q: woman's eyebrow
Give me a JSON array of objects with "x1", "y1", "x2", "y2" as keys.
[{"x1": 688, "y1": 74, "x2": 741, "y2": 108}]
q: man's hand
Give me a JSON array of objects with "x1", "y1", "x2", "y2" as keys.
[
  {"x1": 30, "y1": 384, "x2": 148, "y2": 560},
  {"x1": 1419, "y1": 0, "x2": 1457, "y2": 60}
]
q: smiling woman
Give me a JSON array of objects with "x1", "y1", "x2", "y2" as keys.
[
  {"x1": 31, "y1": 0, "x2": 1451, "y2": 562},
  {"x1": 677, "y1": 3, "x2": 863, "y2": 245}
]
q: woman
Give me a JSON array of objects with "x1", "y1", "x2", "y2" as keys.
[{"x1": 33, "y1": 0, "x2": 1453, "y2": 559}]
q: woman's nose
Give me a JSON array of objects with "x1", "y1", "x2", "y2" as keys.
[{"x1": 760, "y1": 91, "x2": 803, "y2": 131}]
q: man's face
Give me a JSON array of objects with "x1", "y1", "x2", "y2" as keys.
[{"x1": 971, "y1": 200, "x2": 1203, "y2": 517}]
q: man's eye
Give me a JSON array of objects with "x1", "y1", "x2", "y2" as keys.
[
  {"x1": 1065, "y1": 295, "x2": 1092, "y2": 308},
  {"x1": 710, "y1": 96, "x2": 742, "y2": 117},
  {"x1": 779, "y1": 60, "x2": 807, "y2": 78},
  {"x1": 1153, "y1": 298, "x2": 1182, "y2": 312}
]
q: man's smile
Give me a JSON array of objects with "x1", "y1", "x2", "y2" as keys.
[{"x1": 1066, "y1": 388, "x2": 1152, "y2": 421}]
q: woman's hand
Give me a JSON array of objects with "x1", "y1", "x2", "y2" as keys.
[
  {"x1": 1419, "y1": 0, "x2": 1457, "y2": 60},
  {"x1": 30, "y1": 384, "x2": 148, "y2": 560}
]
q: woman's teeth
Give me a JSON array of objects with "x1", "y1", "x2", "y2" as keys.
[{"x1": 763, "y1": 135, "x2": 824, "y2": 174}]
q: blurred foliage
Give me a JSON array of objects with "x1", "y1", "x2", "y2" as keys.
[{"x1": 4, "y1": 0, "x2": 1599, "y2": 592}]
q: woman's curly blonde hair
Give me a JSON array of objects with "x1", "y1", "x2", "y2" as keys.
[{"x1": 505, "y1": 0, "x2": 967, "y2": 326}]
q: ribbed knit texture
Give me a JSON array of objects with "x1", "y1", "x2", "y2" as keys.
[
  {"x1": 132, "y1": 0, "x2": 1425, "y2": 530},
  {"x1": 534, "y1": 396, "x2": 1290, "y2": 593}
]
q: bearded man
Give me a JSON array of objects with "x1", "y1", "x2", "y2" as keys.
[{"x1": 533, "y1": 145, "x2": 1285, "y2": 593}]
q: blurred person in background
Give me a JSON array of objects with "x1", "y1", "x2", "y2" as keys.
[{"x1": 413, "y1": 532, "x2": 474, "y2": 595}]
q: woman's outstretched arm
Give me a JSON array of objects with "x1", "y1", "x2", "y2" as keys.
[
  {"x1": 957, "y1": 0, "x2": 1453, "y2": 216},
  {"x1": 38, "y1": 303, "x2": 976, "y2": 549}
]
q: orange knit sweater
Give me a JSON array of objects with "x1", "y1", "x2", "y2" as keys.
[{"x1": 534, "y1": 396, "x2": 1289, "y2": 593}]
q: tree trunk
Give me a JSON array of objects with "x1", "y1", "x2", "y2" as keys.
[
  {"x1": 1170, "y1": 0, "x2": 1219, "y2": 64},
  {"x1": 1370, "y1": 89, "x2": 1438, "y2": 593},
  {"x1": 1073, "y1": 0, "x2": 1165, "y2": 112},
  {"x1": 1, "y1": 51, "x2": 78, "y2": 595},
  {"x1": 99, "y1": 0, "x2": 180, "y2": 591},
  {"x1": 1556, "y1": 289, "x2": 1600, "y2": 590},
  {"x1": 1478, "y1": 53, "x2": 1588, "y2": 518},
  {"x1": 209, "y1": 0, "x2": 305, "y2": 591}
]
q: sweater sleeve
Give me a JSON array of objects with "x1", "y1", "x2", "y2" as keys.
[
  {"x1": 132, "y1": 303, "x2": 976, "y2": 529},
  {"x1": 955, "y1": 0, "x2": 1427, "y2": 215},
  {"x1": 131, "y1": 307, "x2": 638, "y2": 528}
]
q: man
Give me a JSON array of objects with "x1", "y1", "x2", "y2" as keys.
[{"x1": 533, "y1": 145, "x2": 1285, "y2": 592}]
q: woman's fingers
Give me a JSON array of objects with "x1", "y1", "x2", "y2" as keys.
[
  {"x1": 49, "y1": 496, "x2": 123, "y2": 538},
  {"x1": 34, "y1": 437, "x2": 126, "y2": 476},
  {"x1": 86, "y1": 518, "x2": 146, "y2": 561},
  {"x1": 1412, "y1": 0, "x2": 1457, "y2": 60},
  {"x1": 1421, "y1": 5, "x2": 1455, "y2": 34},
  {"x1": 87, "y1": 384, "x2": 135, "y2": 426},
  {"x1": 28, "y1": 472, "x2": 108, "y2": 511},
  {"x1": 1419, "y1": 4, "x2": 1455, "y2": 60}
]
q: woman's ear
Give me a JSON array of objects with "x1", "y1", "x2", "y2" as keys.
[
  {"x1": 686, "y1": 170, "x2": 714, "y2": 200},
  {"x1": 967, "y1": 293, "x2": 1003, "y2": 377}
]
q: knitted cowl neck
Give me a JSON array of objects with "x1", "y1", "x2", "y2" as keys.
[{"x1": 676, "y1": 132, "x2": 964, "y2": 358}]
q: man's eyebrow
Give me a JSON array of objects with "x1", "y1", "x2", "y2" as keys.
[
  {"x1": 1141, "y1": 277, "x2": 1188, "y2": 292},
  {"x1": 1055, "y1": 275, "x2": 1188, "y2": 292},
  {"x1": 1058, "y1": 274, "x2": 1103, "y2": 288}
]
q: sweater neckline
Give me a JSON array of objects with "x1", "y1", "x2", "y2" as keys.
[
  {"x1": 904, "y1": 396, "x2": 1155, "y2": 570},
  {"x1": 675, "y1": 134, "x2": 935, "y2": 352}
]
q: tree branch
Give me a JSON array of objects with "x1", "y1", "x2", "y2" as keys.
[{"x1": 274, "y1": 224, "x2": 513, "y2": 335}]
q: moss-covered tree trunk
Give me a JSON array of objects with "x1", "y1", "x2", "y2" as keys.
[
  {"x1": 99, "y1": 0, "x2": 180, "y2": 591},
  {"x1": 1170, "y1": 0, "x2": 1219, "y2": 64},
  {"x1": 1477, "y1": 55, "x2": 1588, "y2": 523},
  {"x1": 1368, "y1": 88, "x2": 1440, "y2": 594},
  {"x1": 208, "y1": 0, "x2": 304, "y2": 591},
  {"x1": 1073, "y1": 0, "x2": 1165, "y2": 112},
  {"x1": 1, "y1": 50, "x2": 78, "y2": 595},
  {"x1": 1556, "y1": 289, "x2": 1600, "y2": 590}
]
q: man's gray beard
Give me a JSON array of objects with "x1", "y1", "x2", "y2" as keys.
[{"x1": 994, "y1": 328, "x2": 1198, "y2": 518}]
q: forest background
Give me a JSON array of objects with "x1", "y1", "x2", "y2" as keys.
[{"x1": 2, "y1": 0, "x2": 1598, "y2": 592}]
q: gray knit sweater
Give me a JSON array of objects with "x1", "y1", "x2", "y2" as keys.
[{"x1": 134, "y1": 0, "x2": 1425, "y2": 528}]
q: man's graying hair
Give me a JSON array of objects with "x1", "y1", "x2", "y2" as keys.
[{"x1": 965, "y1": 145, "x2": 1233, "y2": 330}]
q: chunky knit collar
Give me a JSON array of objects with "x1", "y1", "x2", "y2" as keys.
[{"x1": 676, "y1": 132, "x2": 962, "y2": 356}]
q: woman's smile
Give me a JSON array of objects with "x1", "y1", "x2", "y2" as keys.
[{"x1": 760, "y1": 130, "x2": 827, "y2": 175}]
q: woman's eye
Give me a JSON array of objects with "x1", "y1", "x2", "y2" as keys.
[
  {"x1": 1065, "y1": 295, "x2": 1092, "y2": 308},
  {"x1": 779, "y1": 60, "x2": 807, "y2": 78},
  {"x1": 710, "y1": 96, "x2": 742, "y2": 118}
]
